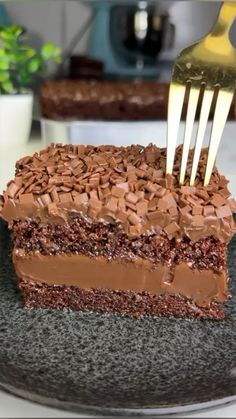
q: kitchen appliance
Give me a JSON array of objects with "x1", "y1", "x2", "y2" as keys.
[
  {"x1": 0, "y1": 4, "x2": 11, "y2": 27},
  {"x1": 87, "y1": 0, "x2": 175, "y2": 79}
]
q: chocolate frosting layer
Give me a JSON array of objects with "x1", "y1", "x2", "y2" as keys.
[
  {"x1": 13, "y1": 250, "x2": 227, "y2": 307},
  {"x1": 1, "y1": 143, "x2": 235, "y2": 242}
]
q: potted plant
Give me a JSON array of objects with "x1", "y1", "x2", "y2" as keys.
[{"x1": 0, "y1": 24, "x2": 61, "y2": 145}]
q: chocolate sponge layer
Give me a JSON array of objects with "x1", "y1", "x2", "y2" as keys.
[
  {"x1": 19, "y1": 278, "x2": 225, "y2": 320},
  {"x1": 11, "y1": 215, "x2": 226, "y2": 272}
]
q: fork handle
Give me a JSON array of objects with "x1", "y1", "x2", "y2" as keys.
[{"x1": 212, "y1": 2, "x2": 236, "y2": 36}]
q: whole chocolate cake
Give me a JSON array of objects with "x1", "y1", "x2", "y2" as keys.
[{"x1": 0, "y1": 143, "x2": 235, "y2": 319}]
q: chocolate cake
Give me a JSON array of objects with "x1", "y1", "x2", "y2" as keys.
[
  {"x1": 0, "y1": 143, "x2": 235, "y2": 320},
  {"x1": 40, "y1": 80, "x2": 169, "y2": 120},
  {"x1": 69, "y1": 55, "x2": 104, "y2": 79},
  {"x1": 40, "y1": 79, "x2": 236, "y2": 121}
]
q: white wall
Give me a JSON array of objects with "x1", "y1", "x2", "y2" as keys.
[
  {"x1": 2, "y1": 0, "x2": 91, "y2": 54},
  {"x1": 168, "y1": 1, "x2": 219, "y2": 58}
]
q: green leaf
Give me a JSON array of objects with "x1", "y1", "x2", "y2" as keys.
[
  {"x1": 1, "y1": 39, "x2": 14, "y2": 50},
  {"x1": 14, "y1": 52, "x2": 28, "y2": 63},
  {"x1": 0, "y1": 49, "x2": 10, "y2": 66},
  {"x1": 0, "y1": 70, "x2": 9, "y2": 82},
  {"x1": 0, "y1": 25, "x2": 61, "y2": 89},
  {"x1": 0, "y1": 61, "x2": 9, "y2": 70},
  {"x1": 28, "y1": 57, "x2": 41, "y2": 73},
  {"x1": 41, "y1": 42, "x2": 61, "y2": 60},
  {"x1": 0, "y1": 25, "x2": 23, "y2": 40},
  {"x1": 53, "y1": 47, "x2": 61, "y2": 58},
  {"x1": 54, "y1": 55, "x2": 62, "y2": 63},
  {"x1": 5, "y1": 52, "x2": 15, "y2": 63},
  {"x1": 11, "y1": 25, "x2": 23, "y2": 38},
  {"x1": 0, "y1": 31, "x2": 11, "y2": 41},
  {"x1": 21, "y1": 45, "x2": 36, "y2": 58},
  {"x1": 18, "y1": 69, "x2": 32, "y2": 87},
  {"x1": 1, "y1": 80, "x2": 13, "y2": 93}
]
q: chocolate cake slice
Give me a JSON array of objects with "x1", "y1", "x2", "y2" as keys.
[
  {"x1": 40, "y1": 80, "x2": 169, "y2": 120},
  {"x1": 0, "y1": 143, "x2": 235, "y2": 319},
  {"x1": 40, "y1": 79, "x2": 236, "y2": 121}
]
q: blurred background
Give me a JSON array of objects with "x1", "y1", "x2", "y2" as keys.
[
  {"x1": 1, "y1": 1, "x2": 234, "y2": 81},
  {"x1": 1, "y1": 0, "x2": 236, "y2": 194}
]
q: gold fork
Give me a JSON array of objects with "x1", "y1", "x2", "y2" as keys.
[{"x1": 166, "y1": 2, "x2": 236, "y2": 186}]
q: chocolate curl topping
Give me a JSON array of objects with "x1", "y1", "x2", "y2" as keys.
[{"x1": 1, "y1": 143, "x2": 235, "y2": 242}]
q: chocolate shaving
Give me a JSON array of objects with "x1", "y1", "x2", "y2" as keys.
[
  {"x1": 164, "y1": 222, "x2": 180, "y2": 239},
  {"x1": 216, "y1": 205, "x2": 232, "y2": 219},
  {"x1": 211, "y1": 194, "x2": 227, "y2": 208}
]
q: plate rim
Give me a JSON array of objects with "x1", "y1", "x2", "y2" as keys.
[{"x1": 1, "y1": 382, "x2": 236, "y2": 417}]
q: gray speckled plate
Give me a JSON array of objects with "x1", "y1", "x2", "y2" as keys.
[{"x1": 1, "y1": 218, "x2": 236, "y2": 416}]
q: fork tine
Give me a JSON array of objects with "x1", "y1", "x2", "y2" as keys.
[
  {"x1": 204, "y1": 89, "x2": 234, "y2": 186},
  {"x1": 166, "y1": 82, "x2": 186, "y2": 175},
  {"x1": 179, "y1": 86, "x2": 200, "y2": 185},
  {"x1": 190, "y1": 89, "x2": 214, "y2": 186}
]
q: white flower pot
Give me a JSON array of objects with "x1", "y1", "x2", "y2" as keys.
[{"x1": 0, "y1": 92, "x2": 33, "y2": 145}]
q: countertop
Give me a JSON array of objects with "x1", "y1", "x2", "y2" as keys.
[{"x1": 1, "y1": 123, "x2": 236, "y2": 418}]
